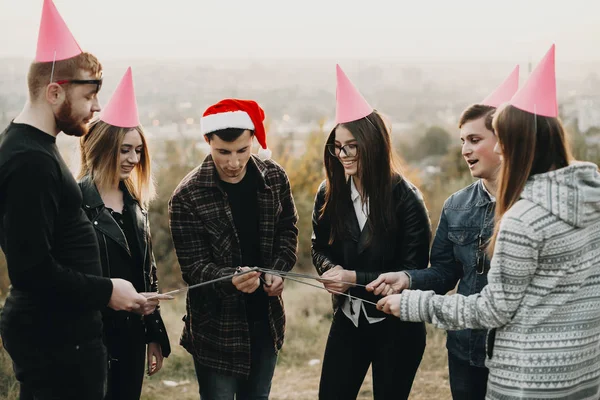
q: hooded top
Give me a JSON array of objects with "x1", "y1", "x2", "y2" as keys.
[
  {"x1": 399, "y1": 161, "x2": 600, "y2": 400},
  {"x1": 520, "y1": 162, "x2": 600, "y2": 229}
]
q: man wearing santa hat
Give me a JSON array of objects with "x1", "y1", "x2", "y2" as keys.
[
  {"x1": 169, "y1": 98, "x2": 298, "y2": 399},
  {"x1": 0, "y1": 1, "x2": 147, "y2": 399}
]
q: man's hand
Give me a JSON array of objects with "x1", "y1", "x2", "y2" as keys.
[
  {"x1": 366, "y1": 272, "x2": 410, "y2": 296},
  {"x1": 318, "y1": 265, "x2": 355, "y2": 294},
  {"x1": 376, "y1": 294, "x2": 402, "y2": 317},
  {"x1": 140, "y1": 293, "x2": 174, "y2": 316},
  {"x1": 108, "y1": 278, "x2": 147, "y2": 314},
  {"x1": 232, "y1": 267, "x2": 261, "y2": 293},
  {"x1": 263, "y1": 274, "x2": 284, "y2": 296},
  {"x1": 147, "y1": 342, "x2": 164, "y2": 376}
]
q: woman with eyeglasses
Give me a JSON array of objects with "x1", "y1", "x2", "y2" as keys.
[
  {"x1": 78, "y1": 68, "x2": 172, "y2": 400},
  {"x1": 311, "y1": 65, "x2": 431, "y2": 399}
]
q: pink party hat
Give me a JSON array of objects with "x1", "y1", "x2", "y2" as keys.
[
  {"x1": 509, "y1": 44, "x2": 557, "y2": 117},
  {"x1": 36, "y1": 0, "x2": 82, "y2": 62},
  {"x1": 100, "y1": 67, "x2": 140, "y2": 128},
  {"x1": 481, "y1": 65, "x2": 519, "y2": 107},
  {"x1": 335, "y1": 64, "x2": 373, "y2": 124}
]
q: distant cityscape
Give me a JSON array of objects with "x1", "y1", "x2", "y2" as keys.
[{"x1": 2, "y1": 58, "x2": 599, "y2": 155}]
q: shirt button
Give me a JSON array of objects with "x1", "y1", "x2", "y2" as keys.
[
  {"x1": 75, "y1": 345, "x2": 80, "y2": 350},
  {"x1": 93, "y1": 221, "x2": 98, "y2": 225}
]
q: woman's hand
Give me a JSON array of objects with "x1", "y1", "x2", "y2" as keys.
[
  {"x1": 147, "y1": 342, "x2": 164, "y2": 376},
  {"x1": 376, "y1": 294, "x2": 402, "y2": 318},
  {"x1": 318, "y1": 265, "x2": 356, "y2": 294}
]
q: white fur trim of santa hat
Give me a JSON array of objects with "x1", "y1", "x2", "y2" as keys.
[{"x1": 201, "y1": 111, "x2": 254, "y2": 135}]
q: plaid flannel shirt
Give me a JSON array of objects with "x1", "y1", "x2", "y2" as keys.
[{"x1": 169, "y1": 154, "x2": 298, "y2": 377}]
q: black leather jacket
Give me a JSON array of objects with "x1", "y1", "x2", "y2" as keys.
[
  {"x1": 312, "y1": 177, "x2": 432, "y2": 318},
  {"x1": 78, "y1": 175, "x2": 170, "y2": 357}
]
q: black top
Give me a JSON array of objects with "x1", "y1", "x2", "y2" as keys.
[
  {"x1": 220, "y1": 166, "x2": 267, "y2": 322},
  {"x1": 105, "y1": 203, "x2": 145, "y2": 292},
  {"x1": 0, "y1": 122, "x2": 113, "y2": 345}
]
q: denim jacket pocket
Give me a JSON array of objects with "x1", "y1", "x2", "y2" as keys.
[{"x1": 447, "y1": 228, "x2": 479, "y2": 268}]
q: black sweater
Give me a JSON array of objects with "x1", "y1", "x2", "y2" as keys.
[{"x1": 0, "y1": 123, "x2": 113, "y2": 345}]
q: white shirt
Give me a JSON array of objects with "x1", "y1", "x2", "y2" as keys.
[
  {"x1": 341, "y1": 178, "x2": 386, "y2": 327},
  {"x1": 480, "y1": 180, "x2": 496, "y2": 202}
]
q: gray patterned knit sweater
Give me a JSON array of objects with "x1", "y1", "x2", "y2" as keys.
[{"x1": 399, "y1": 162, "x2": 600, "y2": 400}]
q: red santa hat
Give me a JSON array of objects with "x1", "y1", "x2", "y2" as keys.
[{"x1": 201, "y1": 99, "x2": 271, "y2": 159}]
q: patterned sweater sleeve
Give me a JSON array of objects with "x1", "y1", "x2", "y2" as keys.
[{"x1": 398, "y1": 215, "x2": 540, "y2": 330}]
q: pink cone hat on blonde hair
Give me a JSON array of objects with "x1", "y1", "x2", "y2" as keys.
[{"x1": 100, "y1": 67, "x2": 140, "y2": 128}]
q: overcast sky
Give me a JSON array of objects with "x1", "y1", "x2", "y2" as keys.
[{"x1": 0, "y1": 0, "x2": 598, "y2": 64}]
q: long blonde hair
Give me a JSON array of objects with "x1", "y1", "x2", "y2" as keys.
[
  {"x1": 78, "y1": 120, "x2": 156, "y2": 208},
  {"x1": 488, "y1": 104, "x2": 573, "y2": 255}
]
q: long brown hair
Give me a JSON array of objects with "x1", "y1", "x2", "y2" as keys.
[
  {"x1": 320, "y1": 110, "x2": 403, "y2": 245},
  {"x1": 488, "y1": 104, "x2": 573, "y2": 254},
  {"x1": 78, "y1": 120, "x2": 156, "y2": 208}
]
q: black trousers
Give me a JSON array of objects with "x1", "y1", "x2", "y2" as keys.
[
  {"x1": 447, "y1": 351, "x2": 489, "y2": 400},
  {"x1": 319, "y1": 310, "x2": 426, "y2": 400},
  {"x1": 3, "y1": 335, "x2": 106, "y2": 400},
  {"x1": 103, "y1": 314, "x2": 147, "y2": 400}
]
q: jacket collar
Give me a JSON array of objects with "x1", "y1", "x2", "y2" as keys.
[
  {"x1": 79, "y1": 175, "x2": 147, "y2": 262},
  {"x1": 79, "y1": 175, "x2": 139, "y2": 210},
  {"x1": 474, "y1": 179, "x2": 495, "y2": 207},
  {"x1": 80, "y1": 175, "x2": 104, "y2": 209}
]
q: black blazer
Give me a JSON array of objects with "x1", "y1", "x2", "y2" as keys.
[
  {"x1": 78, "y1": 175, "x2": 171, "y2": 357},
  {"x1": 311, "y1": 176, "x2": 432, "y2": 318}
]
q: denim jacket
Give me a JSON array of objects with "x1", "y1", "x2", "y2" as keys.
[{"x1": 407, "y1": 180, "x2": 494, "y2": 367}]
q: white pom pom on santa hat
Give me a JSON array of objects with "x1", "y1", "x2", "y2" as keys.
[
  {"x1": 201, "y1": 99, "x2": 271, "y2": 159},
  {"x1": 258, "y1": 146, "x2": 272, "y2": 160}
]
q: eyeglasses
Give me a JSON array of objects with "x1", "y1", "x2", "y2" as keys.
[
  {"x1": 55, "y1": 79, "x2": 103, "y2": 94},
  {"x1": 327, "y1": 143, "x2": 358, "y2": 158}
]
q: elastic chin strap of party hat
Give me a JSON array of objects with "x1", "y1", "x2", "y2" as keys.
[{"x1": 49, "y1": 50, "x2": 57, "y2": 84}]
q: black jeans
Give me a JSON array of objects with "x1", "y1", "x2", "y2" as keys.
[
  {"x1": 2, "y1": 334, "x2": 106, "y2": 400},
  {"x1": 447, "y1": 351, "x2": 489, "y2": 400},
  {"x1": 319, "y1": 310, "x2": 426, "y2": 400},
  {"x1": 194, "y1": 319, "x2": 278, "y2": 400},
  {"x1": 103, "y1": 314, "x2": 147, "y2": 400}
]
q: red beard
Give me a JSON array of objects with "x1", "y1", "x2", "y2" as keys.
[{"x1": 55, "y1": 97, "x2": 89, "y2": 137}]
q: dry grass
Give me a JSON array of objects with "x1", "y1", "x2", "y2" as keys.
[
  {"x1": 0, "y1": 281, "x2": 451, "y2": 400},
  {"x1": 138, "y1": 280, "x2": 451, "y2": 400}
]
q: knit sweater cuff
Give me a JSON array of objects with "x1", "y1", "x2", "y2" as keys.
[{"x1": 400, "y1": 289, "x2": 435, "y2": 323}]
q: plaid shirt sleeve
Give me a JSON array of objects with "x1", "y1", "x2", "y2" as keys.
[
  {"x1": 168, "y1": 193, "x2": 237, "y2": 296},
  {"x1": 270, "y1": 167, "x2": 299, "y2": 272}
]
